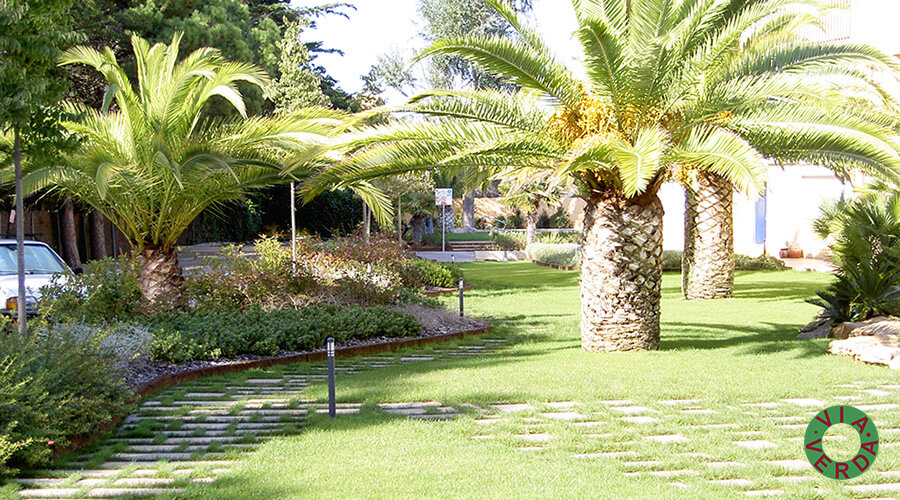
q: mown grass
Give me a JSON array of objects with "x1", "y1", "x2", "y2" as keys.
[{"x1": 184, "y1": 263, "x2": 899, "y2": 499}]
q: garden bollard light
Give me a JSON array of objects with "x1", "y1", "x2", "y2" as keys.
[
  {"x1": 458, "y1": 277, "x2": 464, "y2": 317},
  {"x1": 327, "y1": 337, "x2": 336, "y2": 418}
]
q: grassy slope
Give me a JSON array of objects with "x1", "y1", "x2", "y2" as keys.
[{"x1": 187, "y1": 263, "x2": 898, "y2": 499}]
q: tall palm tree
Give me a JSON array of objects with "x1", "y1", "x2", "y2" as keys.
[
  {"x1": 25, "y1": 34, "x2": 387, "y2": 302},
  {"x1": 310, "y1": 0, "x2": 900, "y2": 351}
]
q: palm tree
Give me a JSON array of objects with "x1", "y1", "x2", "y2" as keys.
[
  {"x1": 25, "y1": 34, "x2": 386, "y2": 302},
  {"x1": 311, "y1": 0, "x2": 900, "y2": 351}
]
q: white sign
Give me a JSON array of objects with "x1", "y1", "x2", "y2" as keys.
[{"x1": 435, "y1": 188, "x2": 453, "y2": 206}]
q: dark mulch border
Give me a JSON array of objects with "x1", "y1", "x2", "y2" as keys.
[
  {"x1": 54, "y1": 322, "x2": 493, "y2": 459},
  {"x1": 530, "y1": 259, "x2": 579, "y2": 271},
  {"x1": 423, "y1": 285, "x2": 473, "y2": 296}
]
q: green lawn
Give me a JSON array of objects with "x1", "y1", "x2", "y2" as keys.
[{"x1": 175, "y1": 263, "x2": 900, "y2": 499}]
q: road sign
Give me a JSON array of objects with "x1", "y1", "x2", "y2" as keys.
[{"x1": 435, "y1": 188, "x2": 453, "y2": 206}]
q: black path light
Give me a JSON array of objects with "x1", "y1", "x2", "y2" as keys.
[
  {"x1": 458, "y1": 277, "x2": 464, "y2": 317},
  {"x1": 327, "y1": 337, "x2": 336, "y2": 418}
]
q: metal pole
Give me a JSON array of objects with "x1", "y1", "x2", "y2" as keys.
[
  {"x1": 458, "y1": 277, "x2": 464, "y2": 317},
  {"x1": 327, "y1": 337, "x2": 336, "y2": 418},
  {"x1": 290, "y1": 182, "x2": 297, "y2": 264},
  {"x1": 13, "y1": 129, "x2": 26, "y2": 334},
  {"x1": 442, "y1": 205, "x2": 446, "y2": 252}
]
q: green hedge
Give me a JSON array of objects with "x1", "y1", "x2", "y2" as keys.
[
  {"x1": 525, "y1": 243, "x2": 582, "y2": 268},
  {"x1": 411, "y1": 259, "x2": 464, "y2": 288},
  {"x1": 662, "y1": 250, "x2": 788, "y2": 272},
  {"x1": 148, "y1": 305, "x2": 422, "y2": 363},
  {"x1": 491, "y1": 230, "x2": 582, "y2": 251}
]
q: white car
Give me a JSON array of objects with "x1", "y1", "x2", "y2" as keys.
[{"x1": 0, "y1": 240, "x2": 73, "y2": 315}]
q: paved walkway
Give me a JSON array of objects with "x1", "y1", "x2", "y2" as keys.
[
  {"x1": 14, "y1": 339, "x2": 508, "y2": 499},
  {"x1": 14, "y1": 338, "x2": 900, "y2": 498},
  {"x1": 415, "y1": 251, "x2": 476, "y2": 263}
]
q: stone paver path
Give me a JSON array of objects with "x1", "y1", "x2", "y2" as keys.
[
  {"x1": 14, "y1": 341, "x2": 900, "y2": 499},
  {"x1": 15, "y1": 339, "x2": 507, "y2": 499}
]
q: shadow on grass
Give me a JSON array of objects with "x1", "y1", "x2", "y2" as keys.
[{"x1": 662, "y1": 321, "x2": 824, "y2": 358}]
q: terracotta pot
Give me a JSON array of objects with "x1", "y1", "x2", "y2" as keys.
[{"x1": 779, "y1": 248, "x2": 803, "y2": 259}]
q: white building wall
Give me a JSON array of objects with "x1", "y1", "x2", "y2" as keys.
[{"x1": 659, "y1": 165, "x2": 850, "y2": 258}]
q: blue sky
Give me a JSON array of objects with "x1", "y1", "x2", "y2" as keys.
[{"x1": 292, "y1": 0, "x2": 581, "y2": 104}]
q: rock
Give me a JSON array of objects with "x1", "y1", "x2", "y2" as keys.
[
  {"x1": 831, "y1": 316, "x2": 893, "y2": 340},
  {"x1": 828, "y1": 333, "x2": 900, "y2": 368},
  {"x1": 797, "y1": 318, "x2": 832, "y2": 339}
]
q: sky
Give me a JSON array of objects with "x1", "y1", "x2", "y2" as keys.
[{"x1": 292, "y1": 0, "x2": 581, "y2": 104}]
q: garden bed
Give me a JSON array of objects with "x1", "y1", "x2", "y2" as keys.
[
  {"x1": 124, "y1": 306, "x2": 489, "y2": 392},
  {"x1": 530, "y1": 259, "x2": 579, "y2": 271}
]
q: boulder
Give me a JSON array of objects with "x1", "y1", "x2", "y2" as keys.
[
  {"x1": 828, "y1": 333, "x2": 900, "y2": 368},
  {"x1": 831, "y1": 316, "x2": 894, "y2": 340},
  {"x1": 797, "y1": 318, "x2": 832, "y2": 339}
]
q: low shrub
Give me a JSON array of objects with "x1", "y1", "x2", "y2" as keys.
[
  {"x1": 411, "y1": 259, "x2": 464, "y2": 288},
  {"x1": 538, "y1": 206, "x2": 570, "y2": 228},
  {"x1": 421, "y1": 233, "x2": 442, "y2": 246},
  {"x1": 490, "y1": 230, "x2": 582, "y2": 251},
  {"x1": 526, "y1": 243, "x2": 582, "y2": 268},
  {"x1": 660, "y1": 251, "x2": 788, "y2": 272},
  {"x1": 734, "y1": 254, "x2": 789, "y2": 271},
  {"x1": 807, "y1": 260, "x2": 900, "y2": 324},
  {"x1": 490, "y1": 231, "x2": 526, "y2": 251},
  {"x1": 39, "y1": 257, "x2": 144, "y2": 323},
  {"x1": 148, "y1": 305, "x2": 422, "y2": 363},
  {"x1": 0, "y1": 321, "x2": 131, "y2": 477}
]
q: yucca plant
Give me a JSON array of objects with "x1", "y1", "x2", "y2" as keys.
[
  {"x1": 22, "y1": 34, "x2": 387, "y2": 303},
  {"x1": 309, "y1": 0, "x2": 900, "y2": 351}
]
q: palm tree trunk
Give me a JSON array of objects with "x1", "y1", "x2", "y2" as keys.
[
  {"x1": 61, "y1": 198, "x2": 82, "y2": 268},
  {"x1": 139, "y1": 246, "x2": 183, "y2": 304},
  {"x1": 581, "y1": 192, "x2": 663, "y2": 352},
  {"x1": 411, "y1": 213, "x2": 426, "y2": 244},
  {"x1": 462, "y1": 192, "x2": 476, "y2": 231},
  {"x1": 90, "y1": 211, "x2": 108, "y2": 260},
  {"x1": 682, "y1": 172, "x2": 734, "y2": 300},
  {"x1": 525, "y1": 209, "x2": 538, "y2": 245}
]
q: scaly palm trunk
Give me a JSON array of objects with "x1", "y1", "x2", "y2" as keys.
[
  {"x1": 525, "y1": 209, "x2": 538, "y2": 245},
  {"x1": 410, "y1": 213, "x2": 426, "y2": 243},
  {"x1": 462, "y1": 192, "x2": 476, "y2": 231},
  {"x1": 581, "y1": 192, "x2": 663, "y2": 352},
  {"x1": 90, "y1": 211, "x2": 108, "y2": 260},
  {"x1": 682, "y1": 172, "x2": 734, "y2": 300},
  {"x1": 139, "y1": 247, "x2": 183, "y2": 304}
]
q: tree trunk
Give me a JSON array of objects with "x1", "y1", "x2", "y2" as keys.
[
  {"x1": 139, "y1": 247, "x2": 183, "y2": 304},
  {"x1": 362, "y1": 202, "x2": 371, "y2": 243},
  {"x1": 61, "y1": 198, "x2": 82, "y2": 268},
  {"x1": 397, "y1": 195, "x2": 403, "y2": 248},
  {"x1": 581, "y1": 192, "x2": 663, "y2": 352},
  {"x1": 411, "y1": 213, "x2": 426, "y2": 244},
  {"x1": 462, "y1": 192, "x2": 476, "y2": 231},
  {"x1": 90, "y1": 211, "x2": 108, "y2": 260},
  {"x1": 13, "y1": 128, "x2": 26, "y2": 333},
  {"x1": 682, "y1": 172, "x2": 734, "y2": 300},
  {"x1": 525, "y1": 209, "x2": 538, "y2": 246}
]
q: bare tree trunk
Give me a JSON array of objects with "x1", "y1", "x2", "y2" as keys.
[
  {"x1": 411, "y1": 213, "x2": 426, "y2": 244},
  {"x1": 581, "y1": 191, "x2": 663, "y2": 352},
  {"x1": 90, "y1": 211, "x2": 108, "y2": 260},
  {"x1": 462, "y1": 192, "x2": 476, "y2": 231},
  {"x1": 13, "y1": 128, "x2": 26, "y2": 333},
  {"x1": 139, "y1": 246, "x2": 183, "y2": 305},
  {"x1": 682, "y1": 172, "x2": 734, "y2": 299},
  {"x1": 362, "y1": 202, "x2": 371, "y2": 243},
  {"x1": 61, "y1": 198, "x2": 82, "y2": 269},
  {"x1": 525, "y1": 209, "x2": 539, "y2": 246},
  {"x1": 397, "y1": 196, "x2": 403, "y2": 248}
]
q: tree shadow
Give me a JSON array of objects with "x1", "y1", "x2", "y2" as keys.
[{"x1": 662, "y1": 321, "x2": 825, "y2": 358}]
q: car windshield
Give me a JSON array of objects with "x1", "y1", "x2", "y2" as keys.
[{"x1": 0, "y1": 244, "x2": 67, "y2": 275}]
